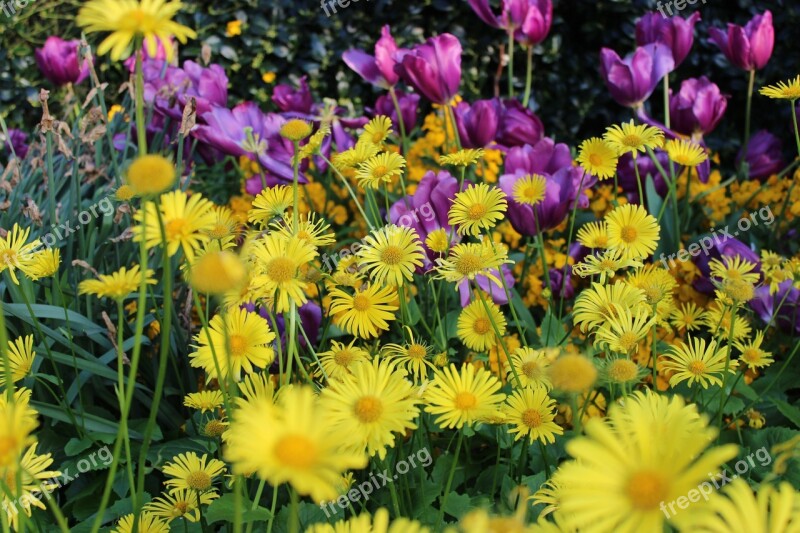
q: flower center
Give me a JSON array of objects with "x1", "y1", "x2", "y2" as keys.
[
  {"x1": 173, "y1": 501, "x2": 190, "y2": 517},
  {"x1": 689, "y1": 360, "x2": 707, "y2": 375},
  {"x1": 275, "y1": 434, "x2": 317, "y2": 469},
  {"x1": 372, "y1": 165, "x2": 388, "y2": 179},
  {"x1": 622, "y1": 134, "x2": 642, "y2": 147},
  {"x1": 186, "y1": 471, "x2": 212, "y2": 491},
  {"x1": 467, "y1": 203, "x2": 488, "y2": 220},
  {"x1": 407, "y1": 344, "x2": 427, "y2": 360},
  {"x1": 228, "y1": 334, "x2": 247, "y2": 357},
  {"x1": 626, "y1": 470, "x2": 668, "y2": 510},
  {"x1": 380, "y1": 245, "x2": 404, "y2": 266},
  {"x1": 354, "y1": 396, "x2": 383, "y2": 423},
  {"x1": 589, "y1": 153, "x2": 603, "y2": 166},
  {"x1": 743, "y1": 349, "x2": 760, "y2": 363},
  {"x1": 454, "y1": 391, "x2": 477, "y2": 410},
  {"x1": 372, "y1": 132, "x2": 384, "y2": 144},
  {"x1": 267, "y1": 257, "x2": 295, "y2": 283},
  {"x1": 165, "y1": 218, "x2": 188, "y2": 241},
  {"x1": 0, "y1": 250, "x2": 16, "y2": 267},
  {"x1": 618, "y1": 332, "x2": 639, "y2": 352},
  {"x1": 0, "y1": 436, "x2": 17, "y2": 466},
  {"x1": 208, "y1": 224, "x2": 230, "y2": 239},
  {"x1": 333, "y1": 350, "x2": 355, "y2": 366},
  {"x1": 353, "y1": 294, "x2": 371, "y2": 312},
  {"x1": 473, "y1": 317, "x2": 491, "y2": 335},
  {"x1": 620, "y1": 226, "x2": 638, "y2": 243},
  {"x1": 608, "y1": 360, "x2": 638, "y2": 382},
  {"x1": 521, "y1": 409, "x2": 543, "y2": 428},
  {"x1": 455, "y1": 252, "x2": 483, "y2": 277},
  {"x1": 521, "y1": 361, "x2": 539, "y2": 379}
]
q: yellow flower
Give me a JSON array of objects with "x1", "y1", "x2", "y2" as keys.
[
  {"x1": 576, "y1": 221, "x2": 610, "y2": 249},
  {"x1": 280, "y1": 119, "x2": 313, "y2": 141},
  {"x1": 503, "y1": 387, "x2": 563, "y2": 445},
  {"x1": 577, "y1": 137, "x2": 618, "y2": 180},
  {"x1": 317, "y1": 340, "x2": 372, "y2": 381},
  {"x1": 0, "y1": 443, "x2": 61, "y2": 531},
  {"x1": 382, "y1": 329, "x2": 434, "y2": 382},
  {"x1": 439, "y1": 148, "x2": 485, "y2": 167},
  {"x1": 225, "y1": 19, "x2": 243, "y2": 37},
  {"x1": 425, "y1": 228, "x2": 450, "y2": 254},
  {"x1": 307, "y1": 508, "x2": 430, "y2": 533},
  {"x1": 457, "y1": 298, "x2": 506, "y2": 352},
  {"x1": 702, "y1": 303, "x2": 752, "y2": 340},
  {"x1": 434, "y1": 240, "x2": 511, "y2": 286},
  {"x1": 661, "y1": 336, "x2": 731, "y2": 389},
  {"x1": 205, "y1": 205, "x2": 240, "y2": 244},
  {"x1": 511, "y1": 174, "x2": 548, "y2": 206},
  {"x1": 664, "y1": 139, "x2": 708, "y2": 167},
  {"x1": 125, "y1": 155, "x2": 175, "y2": 196},
  {"x1": 183, "y1": 390, "x2": 224, "y2": 413},
  {"x1": 759, "y1": 75, "x2": 800, "y2": 101},
  {"x1": 78, "y1": 264, "x2": 156, "y2": 301},
  {"x1": 77, "y1": 0, "x2": 196, "y2": 61},
  {"x1": 356, "y1": 152, "x2": 406, "y2": 190},
  {"x1": 424, "y1": 363, "x2": 506, "y2": 429},
  {"x1": 505, "y1": 346, "x2": 553, "y2": 390},
  {"x1": 250, "y1": 233, "x2": 318, "y2": 313},
  {"x1": 23, "y1": 248, "x2": 60, "y2": 281},
  {"x1": 249, "y1": 185, "x2": 294, "y2": 226},
  {"x1": 162, "y1": 452, "x2": 226, "y2": 493},
  {"x1": 734, "y1": 330, "x2": 774, "y2": 370},
  {"x1": 594, "y1": 306, "x2": 656, "y2": 355},
  {"x1": 0, "y1": 224, "x2": 40, "y2": 285},
  {"x1": 145, "y1": 488, "x2": 219, "y2": 523},
  {"x1": 189, "y1": 307, "x2": 276, "y2": 382},
  {"x1": 709, "y1": 256, "x2": 760, "y2": 285},
  {"x1": 557, "y1": 391, "x2": 738, "y2": 532},
  {"x1": 262, "y1": 71, "x2": 276, "y2": 84},
  {"x1": 358, "y1": 224, "x2": 424, "y2": 287},
  {"x1": 572, "y1": 281, "x2": 647, "y2": 332},
  {"x1": 225, "y1": 386, "x2": 368, "y2": 503},
  {"x1": 0, "y1": 399, "x2": 38, "y2": 468},
  {"x1": 321, "y1": 358, "x2": 419, "y2": 459},
  {"x1": 448, "y1": 183, "x2": 508, "y2": 236},
  {"x1": 1, "y1": 335, "x2": 36, "y2": 388},
  {"x1": 189, "y1": 250, "x2": 247, "y2": 295},
  {"x1": 361, "y1": 116, "x2": 394, "y2": 146},
  {"x1": 329, "y1": 284, "x2": 398, "y2": 339},
  {"x1": 547, "y1": 354, "x2": 597, "y2": 393},
  {"x1": 604, "y1": 120, "x2": 664, "y2": 159},
  {"x1": 604, "y1": 203, "x2": 660, "y2": 259},
  {"x1": 112, "y1": 512, "x2": 171, "y2": 533},
  {"x1": 134, "y1": 190, "x2": 217, "y2": 263},
  {"x1": 599, "y1": 357, "x2": 645, "y2": 386},
  {"x1": 670, "y1": 301, "x2": 704, "y2": 332},
  {"x1": 237, "y1": 371, "x2": 276, "y2": 405},
  {"x1": 572, "y1": 248, "x2": 643, "y2": 284}
]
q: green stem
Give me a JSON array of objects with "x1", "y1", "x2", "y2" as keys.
[
  {"x1": 289, "y1": 488, "x2": 300, "y2": 533},
  {"x1": 716, "y1": 302, "x2": 738, "y2": 433},
  {"x1": 507, "y1": 31, "x2": 515, "y2": 99},
  {"x1": 45, "y1": 131, "x2": 57, "y2": 227},
  {"x1": 663, "y1": 75, "x2": 671, "y2": 130},
  {"x1": 134, "y1": 40, "x2": 148, "y2": 155},
  {"x1": 522, "y1": 45, "x2": 534, "y2": 108},
  {"x1": 740, "y1": 69, "x2": 756, "y2": 175},
  {"x1": 436, "y1": 430, "x2": 463, "y2": 529}
]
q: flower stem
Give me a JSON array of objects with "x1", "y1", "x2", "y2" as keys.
[
  {"x1": 437, "y1": 430, "x2": 464, "y2": 529},
  {"x1": 134, "y1": 40, "x2": 148, "y2": 156},
  {"x1": 522, "y1": 45, "x2": 534, "y2": 108},
  {"x1": 507, "y1": 31, "x2": 515, "y2": 99},
  {"x1": 740, "y1": 69, "x2": 756, "y2": 174}
]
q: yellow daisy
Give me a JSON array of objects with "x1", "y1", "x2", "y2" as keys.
[
  {"x1": 661, "y1": 336, "x2": 730, "y2": 389},
  {"x1": 78, "y1": 264, "x2": 156, "y2": 301},
  {"x1": 511, "y1": 174, "x2": 548, "y2": 206},
  {"x1": 457, "y1": 298, "x2": 506, "y2": 352},
  {"x1": 183, "y1": 390, "x2": 224, "y2": 413},
  {"x1": 759, "y1": 75, "x2": 800, "y2": 101},
  {"x1": 204, "y1": 205, "x2": 240, "y2": 244},
  {"x1": 271, "y1": 213, "x2": 336, "y2": 248},
  {"x1": 317, "y1": 340, "x2": 372, "y2": 381},
  {"x1": 361, "y1": 115, "x2": 394, "y2": 146},
  {"x1": 599, "y1": 357, "x2": 646, "y2": 387},
  {"x1": 425, "y1": 228, "x2": 450, "y2": 254},
  {"x1": 248, "y1": 185, "x2": 294, "y2": 227},
  {"x1": 424, "y1": 363, "x2": 506, "y2": 429},
  {"x1": 0, "y1": 335, "x2": 35, "y2": 388},
  {"x1": 224, "y1": 387, "x2": 368, "y2": 503},
  {"x1": 0, "y1": 224, "x2": 41, "y2": 285},
  {"x1": 134, "y1": 190, "x2": 216, "y2": 263},
  {"x1": 0, "y1": 443, "x2": 60, "y2": 531},
  {"x1": 440, "y1": 148, "x2": 485, "y2": 167},
  {"x1": 572, "y1": 248, "x2": 643, "y2": 284},
  {"x1": 434, "y1": 240, "x2": 511, "y2": 285},
  {"x1": 237, "y1": 371, "x2": 276, "y2": 404},
  {"x1": 189, "y1": 307, "x2": 276, "y2": 382},
  {"x1": 571, "y1": 281, "x2": 647, "y2": 332},
  {"x1": 709, "y1": 256, "x2": 760, "y2": 285},
  {"x1": 77, "y1": 0, "x2": 196, "y2": 61},
  {"x1": 382, "y1": 329, "x2": 435, "y2": 382},
  {"x1": 358, "y1": 224, "x2": 424, "y2": 287},
  {"x1": 547, "y1": 354, "x2": 598, "y2": 394},
  {"x1": 329, "y1": 284, "x2": 399, "y2": 339},
  {"x1": 23, "y1": 248, "x2": 60, "y2": 281},
  {"x1": 594, "y1": 306, "x2": 656, "y2": 355},
  {"x1": 603, "y1": 120, "x2": 664, "y2": 158},
  {"x1": 250, "y1": 233, "x2": 318, "y2": 313},
  {"x1": 605, "y1": 203, "x2": 660, "y2": 260},
  {"x1": 503, "y1": 387, "x2": 563, "y2": 445},
  {"x1": 703, "y1": 303, "x2": 752, "y2": 341},
  {"x1": 162, "y1": 452, "x2": 226, "y2": 494},
  {"x1": 125, "y1": 154, "x2": 176, "y2": 196},
  {"x1": 332, "y1": 141, "x2": 381, "y2": 171},
  {"x1": 577, "y1": 137, "x2": 618, "y2": 179},
  {"x1": 144, "y1": 488, "x2": 218, "y2": 523},
  {"x1": 734, "y1": 330, "x2": 774, "y2": 371},
  {"x1": 448, "y1": 183, "x2": 508, "y2": 236},
  {"x1": 321, "y1": 358, "x2": 419, "y2": 459},
  {"x1": 356, "y1": 152, "x2": 406, "y2": 190},
  {"x1": 664, "y1": 139, "x2": 708, "y2": 167},
  {"x1": 112, "y1": 512, "x2": 171, "y2": 533},
  {"x1": 670, "y1": 302, "x2": 705, "y2": 332},
  {"x1": 576, "y1": 221, "x2": 610, "y2": 249},
  {"x1": 505, "y1": 346, "x2": 553, "y2": 390}
]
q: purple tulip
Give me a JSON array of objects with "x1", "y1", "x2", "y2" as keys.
[
  {"x1": 343, "y1": 26, "x2": 406, "y2": 89},
  {"x1": 736, "y1": 130, "x2": 785, "y2": 181},
  {"x1": 495, "y1": 98, "x2": 545, "y2": 148},
  {"x1": 3, "y1": 129, "x2": 29, "y2": 159},
  {"x1": 750, "y1": 281, "x2": 800, "y2": 335},
  {"x1": 368, "y1": 90, "x2": 420, "y2": 133},
  {"x1": 35, "y1": 37, "x2": 90, "y2": 87},
  {"x1": 394, "y1": 34, "x2": 461, "y2": 105},
  {"x1": 458, "y1": 265, "x2": 515, "y2": 307},
  {"x1": 600, "y1": 44, "x2": 675, "y2": 108},
  {"x1": 252, "y1": 300, "x2": 322, "y2": 352},
  {"x1": 636, "y1": 12, "x2": 700, "y2": 70},
  {"x1": 193, "y1": 102, "x2": 305, "y2": 191},
  {"x1": 708, "y1": 11, "x2": 774, "y2": 71},
  {"x1": 272, "y1": 76, "x2": 313, "y2": 114},
  {"x1": 669, "y1": 77, "x2": 728, "y2": 137},
  {"x1": 692, "y1": 236, "x2": 760, "y2": 294},
  {"x1": 468, "y1": 0, "x2": 553, "y2": 46},
  {"x1": 152, "y1": 61, "x2": 228, "y2": 120},
  {"x1": 617, "y1": 149, "x2": 670, "y2": 202},
  {"x1": 389, "y1": 170, "x2": 461, "y2": 267},
  {"x1": 505, "y1": 137, "x2": 572, "y2": 175},
  {"x1": 499, "y1": 166, "x2": 591, "y2": 237},
  {"x1": 550, "y1": 266, "x2": 575, "y2": 300},
  {"x1": 453, "y1": 99, "x2": 501, "y2": 149}
]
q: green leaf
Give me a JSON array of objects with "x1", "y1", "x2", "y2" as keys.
[
  {"x1": 772, "y1": 399, "x2": 800, "y2": 428},
  {"x1": 205, "y1": 493, "x2": 272, "y2": 524},
  {"x1": 441, "y1": 492, "x2": 472, "y2": 520},
  {"x1": 540, "y1": 310, "x2": 565, "y2": 347}
]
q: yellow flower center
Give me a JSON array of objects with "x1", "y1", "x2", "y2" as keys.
[
  {"x1": 380, "y1": 245, "x2": 404, "y2": 266},
  {"x1": 208, "y1": 223, "x2": 230, "y2": 239},
  {"x1": 165, "y1": 218, "x2": 189, "y2": 241},
  {"x1": 353, "y1": 294, "x2": 371, "y2": 312},
  {"x1": 275, "y1": 434, "x2": 317, "y2": 469},
  {"x1": 626, "y1": 470, "x2": 668, "y2": 510},
  {"x1": 742, "y1": 348, "x2": 761, "y2": 363},
  {"x1": 620, "y1": 226, "x2": 638, "y2": 243},
  {"x1": 521, "y1": 409, "x2": 543, "y2": 428},
  {"x1": 593, "y1": 236, "x2": 609, "y2": 247},
  {"x1": 588, "y1": 153, "x2": 603, "y2": 166},
  {"x1": 228, "y1": 334, "x2": 247, "y2": 357},
  {"x1": 621, "y1": 134, "x2": 643, "y2": 148},
  {"x1": 372, "y1": 165, "x2": 388, "y2": 179},
  {"x1": 407, "y1": 344, "x2": 427, "y2": 360},
  {"x1": 467, "y1": 203, "x2": 488, "y2": 220},
  {"x1": 173, "y1": 501, "x2": 190, "y2": 517},
  {"x1": 454, "y1": 391, "x2": 477, "y2": 410},
  {"x1": 473, "y1": 317, "x2": 491, "y2": 335},
  {"x1": 599, "y1": 258, "x2": 617, "y2": 271},
  {"x1": 607, "y1": 359, "x2": 638, "y2": 383},
  {"x1": 267, "y1": 257, "x2": 295, "y2": 283},
  {"x1": 0, "y1": 250, "x2": 16, "y2": 267},
  {"x1": 0, "y1": 436, "x2": 18, "y2": 466},
  {"x1": 372, "y1": 132, "x2": 385, "y2": 144},
  {"x1": 204, "y1": 419, "x2": 227, "y2": 437},
  {"x1": 618, "y1": 332, "x2": 639, "y2": 353},
  {"x1": 354, "y1": 395, "x2": 383, "y2": 423},
  {"x1": 186, "y1": 471, "x2": 212, "y2": 491},
  {"x1": 333, "y1": 350, "x2": 355, "y2": 367},
  {"x1": 689, "y1": 360, "x2": 707, "y2": 375},
  {"x1": 643, "y1": 285, "x2": 665, "y2": 304},
  {"x1": 521, "y1": 361, "x2": 540, "y2": 379},
  {"x1": 455, "y1": 252, "x2": 483, "y2": 277}
]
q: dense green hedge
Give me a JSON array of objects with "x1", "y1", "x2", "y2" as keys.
[{"x1": 2, "y1": 0, "x2": 798, "y2": 156}]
